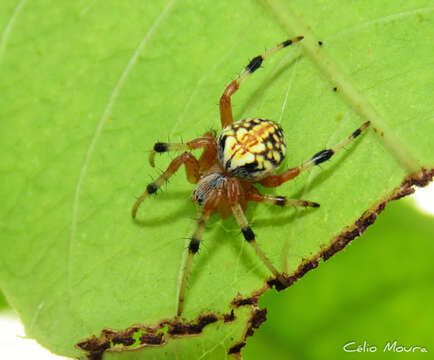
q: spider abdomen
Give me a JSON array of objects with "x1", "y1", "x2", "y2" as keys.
[{"x1": 217, "y1": 118, "x2": 286, "y2": 180}]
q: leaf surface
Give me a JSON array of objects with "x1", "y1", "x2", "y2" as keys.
[{"x1": 0, "y1": 0, "x2": 433, "y2": 358}]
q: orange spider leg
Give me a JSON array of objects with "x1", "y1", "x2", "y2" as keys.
[
  {"x1": 219, "y1": 36, "x2": 304, "y2": 128},
  {"x1": 226, "y1": 179, "x2": 287, "y2": 287},
  {"x1": 198, "y1": 131, "x2": 218, "y2": 171},
  {"x1": 260, "y1": 121, "x2": 371, "y2": 187},
  {"x1": 177, "y1": 188, "x2": 221, "y2": 316},
  {"x1": 246, "y1": 187, "x2": 319, "y2": 208},
  {"x1": 149, "y1": 137, "x2": 216, "y2": 167},
  {"x1": 132, "y1": 152, "x2": 200, "y2": 218}
]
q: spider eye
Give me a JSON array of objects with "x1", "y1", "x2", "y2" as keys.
[
  {"x1": 193, "y1": 190, "x2": 205, "y2": 205},
  {"x1": 217, "y1": 118, "x2": 286, "y2": 180}
]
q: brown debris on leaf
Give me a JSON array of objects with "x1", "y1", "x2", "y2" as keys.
[
  {"x1": 227, "y1": 168, "x2": 433, "y2": 359},
  {"x1": 224, "y1": 309, "x2": 236, "y2": 322},
  {"x1": 322, "y1": 168, "x2": 433, "y2": 261},
  {"x1": 267, "y1": 260, "x2": 319, "y2": 290},
  {"x1": 76, "y1": 312, "x2": 230, "y2": 359},
  {"x1": 228, "y1": 307, "x2": 267, "y2": 357},
  {"x1": 231, "y1": 295, "x2": 258, "y2": 307},
  {"x1": 166, "y1": 314, "x2": 218, "y2": 336},
  {"x1": 78, "y1": 168, "x2": 433, "y2": 360},
  {"x1": 264, "y1": 168, "x2": 434, "y2": 291},
  {"x1": 76, "y1": 324, "x2": 164, "y2": 360},
  {"x1": 228, "y1": 341, "x2": 246, "y2": 355}
]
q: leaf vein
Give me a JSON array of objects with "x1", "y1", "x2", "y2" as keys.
[
  {"x1": 68, "y1": 0, "x2": 177, "y2": 295},
  {"x1": 0, "y1": 0, "x2": 27, "y2": 64}
]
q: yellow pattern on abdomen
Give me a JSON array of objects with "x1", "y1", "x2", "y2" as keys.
[{"x1": 217, "y1": 118, "x2": 286, "y2": 180}]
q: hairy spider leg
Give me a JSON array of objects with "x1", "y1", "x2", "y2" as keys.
[
  {"x1": 219, "y1": 36, "x2": 304, "y2": 128},
  {"x1": 225, "y1": 178, "x2": 287, "y2": 285},
  {"x1": 197, "y1": 131, "x2": 218, "y2": 171},
  {"x1": 132, "y1": 152, "x2": 200, "y2": 218},
  {"x1": 177, "y1": 188, "x2": 222, "y2": 316},
  {"x1": 231, "y1": 203, "x2": 288, "y2": 287},
  {"x1": 149, "y1": 137, "x2": 215, "y2": 167},
  {"x1": 260, "y1": 121, "x2": 371, "y2": 187},
  {"x1": 246, "y1": 187, "x2": 320, "y2": 208}
]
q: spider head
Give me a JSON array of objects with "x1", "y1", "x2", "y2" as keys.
[
  {"x1": 217, "y1": 118, "x2": 286, "y2": 180},
  {"x1": 192, "y1": 173, "x2": 226, "y2": 205}
]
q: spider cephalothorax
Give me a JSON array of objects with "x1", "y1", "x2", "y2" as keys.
[{"x1": 132, "y1": 36, "x2": 370, "y2": 316}]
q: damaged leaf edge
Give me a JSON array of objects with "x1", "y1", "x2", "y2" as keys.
[
  {"x1": 229, "y1": 167, "x2": 434, "y2": 358},
  {"x1": 76, "y1": 168, "x2": 433, "y2": 360}
]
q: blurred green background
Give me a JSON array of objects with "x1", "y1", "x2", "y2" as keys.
[{"x1": 245, "y1": 199, "x2": 434, "y2": 359}]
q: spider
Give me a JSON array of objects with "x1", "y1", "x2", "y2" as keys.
[{"x1": 132, "y1": 36, "x2": 370, "y2": 316}]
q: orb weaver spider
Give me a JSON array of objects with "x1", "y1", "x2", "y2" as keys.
[{"x1": 132, "y1": 36, "x2": 370, "y2": 316}]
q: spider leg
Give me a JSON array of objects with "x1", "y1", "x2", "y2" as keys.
[
  {"x1": 219, "y1": 36, "x2": 304, "y2": 128},
  {"x1": 260, "y1": 121, "x2": 371, "y2": 187},
  {"x1": 149, "y1": 137, "x2": 216, "y2": 167},
  {"x1": 247, "y1": 187, "x2": 319, "y2": 208},
  {"x1": 197, "y1": 131, "x2": 218, "y2": 171},
  {"x1": 132, "y1": 152, "x2": 200, "y2": 218},
  {"x1": 177, "y1": 188, "x2": 221, "y2": 316},
  {"x1": 231, "y1": 202, "x2": 287, "y2": 287}
]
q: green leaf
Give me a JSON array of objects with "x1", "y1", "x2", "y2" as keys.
[
  {"x1": 0, "y1": 291, "x2": 8, "y2": 310},
  {"x1": 246, "y1": 200, "x2": 434, "y2": 359},
  {"x1": 0, "y1": 0, "x2": 433, "y2": 359}
]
